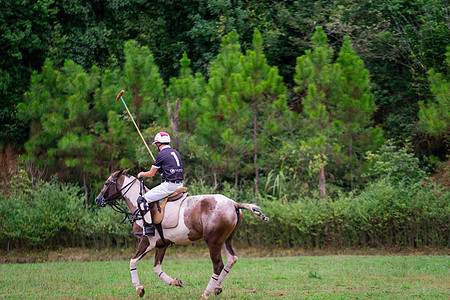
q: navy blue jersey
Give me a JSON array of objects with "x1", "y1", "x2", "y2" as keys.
[{"x1": 152, "y1": 146, "x2": 183, "y2": 182}]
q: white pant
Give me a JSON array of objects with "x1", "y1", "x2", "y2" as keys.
[
  {"x1": 143, "y1": 181, "x2": 183, "y2": 203},
  {"x1": 142, "y1": 182, "x2": 183, "y2": 225}
]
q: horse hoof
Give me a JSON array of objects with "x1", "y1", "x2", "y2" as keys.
[
  {"x1": 173, "y1": 278, "x2": 184, "y2": 287},
  {"x1": 214, "y1": 285, "x2": 223, "y2": 295},
  {"x1": 201, "y1": 293, "x2": 209, "y2": 299},
  {"x1": 137, "y1": 286, "x2": 145, "y2": 298}
]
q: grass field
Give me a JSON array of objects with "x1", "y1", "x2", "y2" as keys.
[{"x1": 1, "y1": 253, "x2": 449, "y2": 299}]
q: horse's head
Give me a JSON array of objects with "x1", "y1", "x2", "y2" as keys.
[{"x1": 95, "y1": 169, "x2": 129, "y2": 207}]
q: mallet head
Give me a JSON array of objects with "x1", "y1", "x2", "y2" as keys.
[{"x1": 116, "y1": 90, "x2": 125, "y2": 101}]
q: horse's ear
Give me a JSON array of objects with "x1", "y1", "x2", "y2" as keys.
[
  {"x1": 113, "y1": 169, "x2": 124, "y2": 177},
  {"x1": 123, "y1": 168, "x2": 130, "y2": 174}
]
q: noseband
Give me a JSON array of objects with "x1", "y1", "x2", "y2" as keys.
[{"x1": 97, "y1": 175, "x2": 122, "y2": 207}]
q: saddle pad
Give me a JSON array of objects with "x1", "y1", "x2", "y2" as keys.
[{"x1": 161, "y1": 194, "x2": 189, "y2": 229}]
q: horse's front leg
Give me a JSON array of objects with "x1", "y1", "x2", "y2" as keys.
[
  {"x1": 154, "y1": 245, "x2": 184, "y2": 287},
  {"x1": 130, "y1": 236, "x2": 153, "y2": 297}
]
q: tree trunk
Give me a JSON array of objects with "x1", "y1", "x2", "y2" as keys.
[
  {"x1": 167, "y1": 99, "x2": 180, "y2": 149},
  {"x1": 83, "y1": 171, "x2": 89, "y2": 210},
  {"x1": 133, "y1": 89, "x2": 143, "y2": 128},
  {"x1": 319, "y1": 166, "x2": 326, "y2": 199},
  {"x1": 212, "y1": 172, "x2": 218, "y2": 193},
  {"x1": 349, "y1": 136, "x2": 354, "y2": 191},
  {"x1": 234, "y1": 168, "x2": 238, "y2": 199},
  {"x1": 253, "y1": 102, "x2": 259, "y2": 200}
]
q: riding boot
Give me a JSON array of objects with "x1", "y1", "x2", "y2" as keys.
[{"x1": 137, "y1": 196, "x2": 155, "y2": 236}]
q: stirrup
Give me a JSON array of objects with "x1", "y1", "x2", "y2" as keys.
[{"x1": 143, "y1": 223, "x2": 155, "y2": 236}]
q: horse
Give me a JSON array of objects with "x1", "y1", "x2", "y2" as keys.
[{"x1": 95, "y1": 169, "x2": 269, "y2": 299}]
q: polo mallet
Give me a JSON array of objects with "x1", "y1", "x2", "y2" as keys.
[{"x1": 116, "y1": 90, "x2": 155, "y2": 162}]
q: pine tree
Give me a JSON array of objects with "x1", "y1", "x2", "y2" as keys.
[
  {"x1": 294, "y1": 26, "x2": 339, "y2": 198},
  {"x1": 195, "y1": 31, "x2": 252, "y2": 194},
  {"x1": 335, "y1": 36, "x2": 383, "y2": 190},
  {"x1": 94, "y1": 66, "x2": 137, "y2": 173},
  {"x1": 294, "y1": 28, "x2": 383, "y2": 196},
  {"x1": 19, "y1": 59, "x2": 101, "y2": 207},
  {"x1": 240, "y1": 29, "x2": 286, "y2": 198},
  {"x1": 123, "y1": 40, "x2": 166, "y2": 128},
  {"x1": 168, "y1": 52, "x2": 206, "y2": 148},
  {"x1": 418, "y1": 48, "x2": 449, "y2": 142},
  {"x1": 19, "y1": 56, "x2": 140, "y2": 208}
]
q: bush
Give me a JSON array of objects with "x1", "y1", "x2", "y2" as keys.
[
  {"x1": 0, "y1": 170, "x2": 136, "y2": 249},
  {"x1": 349, "y1": 179, "x2": 449, "y2": 247},
  {"x1": 236, "y1": 179, "x2": 449, "y2": 249},
  {"x1": 0, "y1": 174, "x2": 85, "y2": 248},
  {"x1": 1, "y1": 168, "x2": 447, "y2": 250},
  {"x1": 364, "y1": 140, "x2": 428, "y2": 184}
]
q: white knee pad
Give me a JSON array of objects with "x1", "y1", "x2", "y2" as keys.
[{"x1": 144, "y1": 211, "x2": 152, "y2": 224}]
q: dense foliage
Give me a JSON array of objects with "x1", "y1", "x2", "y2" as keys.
[
  {"x1": 1, "y1": 0, "x2": 448, "y2": 249},
  {"x1": 1, "y1": 149, "x2": 448, "y2": 249}
]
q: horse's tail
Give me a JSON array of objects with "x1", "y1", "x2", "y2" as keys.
[{"x1": 235, "y1": 203, "x2": 269, "y2": 222}]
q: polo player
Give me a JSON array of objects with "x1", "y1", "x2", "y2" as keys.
[{"x1": 137, "y1": 132, "x2": 184, "y2": 236}]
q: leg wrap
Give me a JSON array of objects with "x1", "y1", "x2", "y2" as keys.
[
  {"x1": 203, "y1": 273, "x2": 219, "y2": 296},
  {"x1": 130, "y1": 268, "x2": 140, "y2": 287},
  {"x1": 130, "y1": 258, "x2": 140, "y2": 287},
  {"x1": 154, "y1": 264, "x2": 173, "y2": 285},
  {"x1": 217, "y1": 266, "x2": 231, "y2": 286},
  {"x1": 217, "y1": 255, "x2": 237, "y2": 286}
]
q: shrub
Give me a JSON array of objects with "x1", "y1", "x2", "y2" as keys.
[
  {"x1": 349, "y1": 179, "x2": 449, "y2": 247},
  {"x1": 236, "y1": 179, "x2": 449, "y2": 248},
  {"x1": 1, "y1": 167, "x2": 447, "y2": 250},
  {"x1": 364, "y1": 140, "x2": 428, "y2": 184},
  {"x1": 0, "y1": 170, "x2": 136, "y2": 249},
  {"x1": 0, "y1": 175, "x2": 85, "y2": 248}
]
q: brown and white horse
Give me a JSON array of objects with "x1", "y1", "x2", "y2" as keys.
[{"x1": 95, "y1": 169, "x2": 268, "y2": 299}]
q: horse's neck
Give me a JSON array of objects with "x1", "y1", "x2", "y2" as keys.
[{"x1": 120, "y1": 176, "x2": 142, "y2": 211}]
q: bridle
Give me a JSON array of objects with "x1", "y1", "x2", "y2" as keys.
[{"x1": 96, "y1": 174, "x2": 143, "y2": 224}]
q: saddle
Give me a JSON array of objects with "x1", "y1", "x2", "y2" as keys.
[{"x1": 149, "y1": 187, "x2": 188, "y2": 225}]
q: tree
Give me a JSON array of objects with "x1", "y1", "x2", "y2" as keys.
[
  {"x1": 418, "y1": 48, "x2": 449, "y2": 148},
  {"x1": 335, "y1": 36, "x2": 383, "y2": 190},
  {"x1": 240, "y1": 29, "x2": 287, "y2": 198},
  {"x1": 94, "y1": 66, "x2": 138, "y2": 173},
  {"x1": 294, "y1": 27, "x2": 340, "y2": 198},
  {"x1": 122, "y1": 40, "x2": 166, "y2": 128},
  {"x1": 167, "y1": 52, "x2": 207, "y2": 148},
  {"x1": 294, "y1": 27, "x2": 382, "y2": 196},
  {"x1": 195, "y1": 31, "x2": 252, "y2": 193},
  {"x1": 19, "y1": 59, "x2": 101, "y2": 207},
  {"x1": 0, "y1": 0, "x2": 57, "y2": 147},
  {"x1": 333, "y1": 0, "x2": 449, "y2": 149}
]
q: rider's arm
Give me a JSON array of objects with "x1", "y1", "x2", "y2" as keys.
[{"x1": 138, "y1": 166, "x2": 159, "y2": 178}]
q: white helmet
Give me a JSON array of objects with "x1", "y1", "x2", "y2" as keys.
[{"x1": 152, "y1": 132, "x2": 171, "y2": 145}]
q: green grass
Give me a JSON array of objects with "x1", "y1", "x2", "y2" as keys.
[{"x1": 1, "y1": 255, "x2": 449, "y2": 299}]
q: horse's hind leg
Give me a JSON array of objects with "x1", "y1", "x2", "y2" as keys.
[
  {"x1": 215, "y1": 214, "x2": 242, "y2": 295},
  {"x1": 201, "y1": 243, "x2": 224, "y2": 299},
  {"x1": 154, "y1": 245, "x2": 184, "y2": 287},
  {"x1": 130, "y1": 237, "x2": 152, "y2": 297},
  {"x1": 214, "y1": 236, "x2": 239, "y2": 295}
]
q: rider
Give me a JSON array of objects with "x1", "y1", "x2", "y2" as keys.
[{"x1": 137, "y1": 132, "x2": 183, "y2": 236}]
